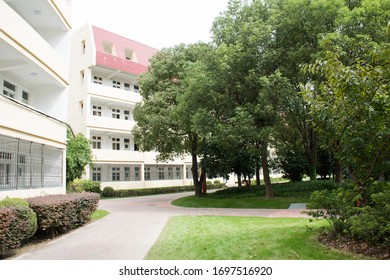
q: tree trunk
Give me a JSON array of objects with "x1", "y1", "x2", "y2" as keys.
[
  {"x1": 260, "y1": 142, "x2": 274, "y2": 198},
  {"x1": 191, "y1": 136, "x2": 203, "y2": 197},
  {"x1": 200, "y1": 168, "x2": 207, "y2": 195},
  {"x1": 334, "y1": 158, "x2": 343, "y2": 184},
  {"x1": 302, "y1": 124, "x2": 317, "y2": 180},
  {"x1": 255, "y1": 159, "x2": 261, "y2": 186},
  {"x1": 237, "y1": 173, "x2": 242, "y2": 187}
]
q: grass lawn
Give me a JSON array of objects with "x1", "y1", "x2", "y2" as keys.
[
  {"x1": 90, "y1": 209, "x2": 109, "y2": 221},
  {"x1": 145, "y1": 216, "x2": 371, "y2": 260},
  {"x1": 171, "y1": 195, "x2": 309, "y2": 209}
]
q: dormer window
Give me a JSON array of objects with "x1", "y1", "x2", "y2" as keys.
[
  {"x1": 102, "y1": 41, "x2": 115, "y2": 55},
  {"x1": 124, "y1": 48, "x2": 137, "y2": 62}
]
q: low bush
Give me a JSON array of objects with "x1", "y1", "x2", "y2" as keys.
[
  {"x1": 0, "y1": 198, "x2": 37, "y2": 255},
  {"x1": 102, "y1": 186, "x2": 115, "y2": 198},
  {"x1": 307, "y1": 181, "x2": 390, "y2": 246},
  {"x1": 27, "y1": 193, "x2": 100, "y2": 237},
  {"x1": 67, "y1": 179, "x2": 101, "y2": 194},
  {"x1": 210, "y1": 180, "x2": 337, "y2": 199},
  {"x1": 106, "y1": 183, "x2": 226, "y2": 198}
]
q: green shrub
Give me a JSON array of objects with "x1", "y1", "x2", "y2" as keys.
[
  {"x1": 0, "y1": 198, "x2": 37, "y2": 255},
  {"x1": 213, "y1": 180, "x2": 221, "y2": 184},
  {"x1": 210, "y1": 180, "x2": 336, "y2": 199},
  {"x1": 27, "y1": 193, "x2": 100, "y2": 237},
  {"x1": 307, "y1": 181, "x2": 390, "y2": 245},
  {"x1": 82, "y1": 180, "x2": 101, "y2": 194},
  {"x1": 102, "y1": 186, "x2": 115, "y2": 198},
  {"x1": 0, "y1": 197, "x2": 29, "y2": 208},
  {"x1": 67, "y1": 179, "x2": 101, "y2": 194}
]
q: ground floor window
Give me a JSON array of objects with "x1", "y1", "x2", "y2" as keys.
[
  {"x1": 91, "y1": 164, "x2": 141, "y2": 182},
  {"x1": 0, "y1": 135, "x2": 63, "y2": 190},
  {"x1": 90, "y1": 164, "x2": 187, "y2": 182},
  {"x1": 144, "y1": 165, "x2": 183, "y2": 181}
]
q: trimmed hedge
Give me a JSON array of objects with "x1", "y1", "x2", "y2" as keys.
[
  {"x1": 209, "y1": 180, "x2": 337, "y2": 199},
  {"x1": 27, "y1": 193, "x2": 100, "y2": 237},
  {"x1": 102, "y1": 183, "x2": 226, "y2": 198},
  {"x1": 0, "y1": 198, "x2": 37, "y2": 255}
]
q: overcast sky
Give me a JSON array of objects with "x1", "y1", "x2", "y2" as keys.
[{"x1": 71, "y1": 0, "x2": 229, "y2": 49}]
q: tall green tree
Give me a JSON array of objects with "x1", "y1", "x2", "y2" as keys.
[
  {"x1": 211, "y1": 0, "x2": 288, "y2": 198},
  {"x1": 66, "y1": 130, "x2": 93, "y2": 185},
  {"x1": 269, "y1": 0, "x2": 344, "y2": 180},
  {"x1": 133, "y1": 43, "x2": 222, "y2": 197},
  {"x1": 303, "y1": 26, "x2": 390, "y2": 203}
]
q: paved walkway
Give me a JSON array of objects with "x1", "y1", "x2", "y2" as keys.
[{"x1": 11, "y1": 192, "x2": 308, "y2": 260}]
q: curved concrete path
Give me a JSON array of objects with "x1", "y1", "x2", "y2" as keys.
[{"x1": 11, "y1": 192, "x2": 308, "y2": 260}]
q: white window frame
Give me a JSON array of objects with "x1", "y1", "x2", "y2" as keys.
[
  {"x1": 124, "y1": 138, "x2": 130, "y2": 150},
  {"x1": 112, "y1": 138, "x2": 120, "y2": 150},
  {"x1": 92, "y1": 136, "x2": 102, "y2": 149},
  {"x1": 112, "y1": 167, "x2": 120, "y2": 181},
  {"x1": 92, "y1": 167, "x2": 101, "y2": 181},
  {"x1": 22, "y1": 91, "x2": 29, "y2": 104},
  {"x1": 3, "y1": 80, "x2": 16, "y2": 99},
  {"x1": 112, "y1": 109, "x2": 120, "y2": 119},
  {"x1": 93, "y1": 76, "x2": 103, "y2": 84},
  {"x1": 113, "y1": 80, "x2": 121, "y2": 89},
  {"x1": 92, "y1": 105, "x2": 102, "y2": 116}
]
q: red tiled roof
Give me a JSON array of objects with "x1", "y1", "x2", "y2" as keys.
[{"x1": 92, "y1": 26, "x2": 158, "y2": 75}]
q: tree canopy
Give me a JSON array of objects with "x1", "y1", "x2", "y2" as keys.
[{"x1": 134, "y1": 0, "x2": 390, "y2": 199}]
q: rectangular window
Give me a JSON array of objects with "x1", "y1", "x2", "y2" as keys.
[
  {"x1": 135, "y1": 166, "x2": 140, "y2": 180},
  {"x1": 168, "y1": 167, "x2": 173, "y2": 179},
  {"x1": 124, "y1": 48, "x2": 134, "y2": 61},
  {"x1": 145, "y1": 167, "x2": 151, "y2": 181},
  {"x1": 80, "y1": 70, "x2": 85, "y2": 84},
  {"x1": 3, "y1": 80, "x2": 16, "y2": 98},
  {"x1": 92, "y1": 136, "x2": 102, "y2": 149},
  {"x1": 93, "y1": 76, "x2": 103, "y2": 84},
  {"x1": 81, "y1": 40, "x2": 86, "y2": 54},
  {"x1": 124, "y1": 167, "x2": 130, "y2": 181},
  {"x1": 124, "y1": 139, "x2": 130, "y2": 150},
  {"x1": 112, "y1": 138, "x2": 120, "y2": 150},
  {"x1": 134, "y1": 85, "x2": 139, "y2": 93},
  {"x1": 124, "y1": 110, "x2": 130, "y2": 120},
  {"x1": 92, "y1": 105, "x2": 102, "y2": 116},
  {"x1": 112, "y1": 109, "x2": 120, "y2": 119},
  {"x1": 112, "y1": 167, "x2": 120, "y2": 181},
  {"x1": 134, "y1": 143, "x2": 139, "y2": 151},
  {"x1": 186, "y1": 166, "x2": 193, "y2": 179},
  {"x1": 92, "y1": 167, "x2": 101, "y2": 181},
  {"x1": 158, "y1": 167, "x2": 165, "y2": 180},
  {"x1": 21, "y1": 91, "x2": 29, "y2": 104},
  {"x1": 103, "y1": 41, "x2": 115, "y2": 55},
  {"x1": 176, "y1": 167, "x2": 182, "y2": 179},
  {"x1": 124, "y1": 83, "x2": 130, "y2": 91},
  {"x1": 113, "y1": 80, "x2": 121, "y2": 89}
]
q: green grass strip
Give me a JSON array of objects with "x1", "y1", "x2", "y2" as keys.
[{"x1": 145, "y1": 216, "x2": 371, "y2": 260}]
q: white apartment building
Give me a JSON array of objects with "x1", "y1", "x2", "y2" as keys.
[
  {"x1": 0, "y1": 0, "x2": 71, "y2": 198},
  {"x1": 69, "y1": 24, "x2": 194, "y2": 189}
]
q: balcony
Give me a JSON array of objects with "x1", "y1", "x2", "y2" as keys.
[
  {"x1": 0, "y1": 1, "x2": 68, "y2": 87},
  {"x1": 0, "y1": 95, "x2": 66, "y2": 147},
  {"x1": 88, "y1": 116, "x2": 135, "y2": 132},
  {"x1": 93, "y1": 149, "x2": 145, "y2": 163},
  {"x1": 96, "y1": 52, "x2": 148, "y2": 76},
  {"x1": 87, "y1": 82, "x2": 142, "y2": 104}
]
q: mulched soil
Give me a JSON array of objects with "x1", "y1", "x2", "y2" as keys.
[{"x1": 318, "y1": 233, "x2": 390, "y2": 260}]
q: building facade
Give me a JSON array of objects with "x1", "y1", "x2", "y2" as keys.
[
  {"x1": 0, "y1": 0, "x2": 71, "y2": 198},
  {"x1": 69, "y1": 24, "x2": 194, "y2": 189}
]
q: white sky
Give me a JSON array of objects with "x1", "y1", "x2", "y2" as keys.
[{"x1": 71, "y1": 0, "x2": 230, "y2": 50}]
